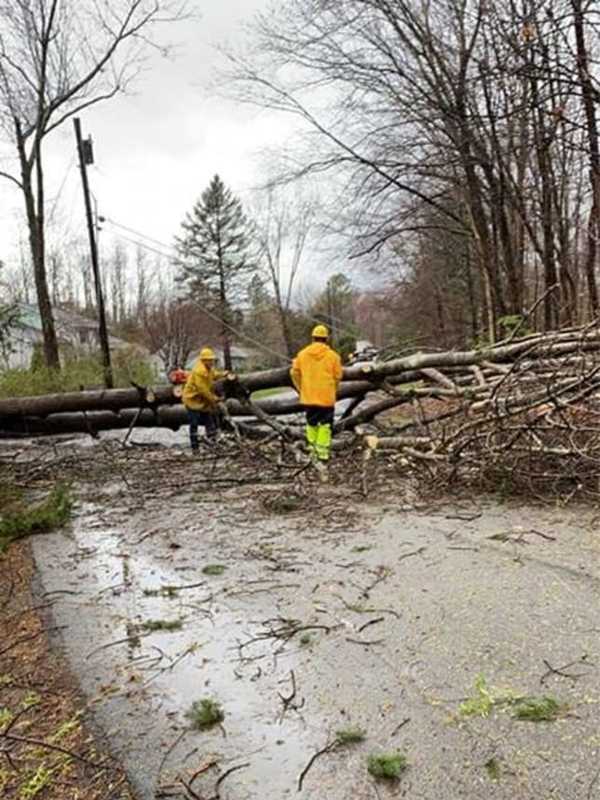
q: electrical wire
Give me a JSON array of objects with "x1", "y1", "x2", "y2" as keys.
[
  {"x1": 103, "y1": 217, "x2": 179, "y2": 252},
  {"x1": 106, "y1": 226, "x2": 291, "y2": 363},
  {"x1": 108, "y1": 230, "x2": 175, "y2": 261},
  {"x1": 102, "y1": 216, "x2": 358, "y2": 360},
  {"x1": 187, "y1": 297, "x2": 291, "y2": 364}
]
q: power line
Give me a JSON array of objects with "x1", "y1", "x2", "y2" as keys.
[
  {"x1": 102, "y1": 217, "x2": 357, "y2": 360},
  {"x1": 103, "y1": 217, "x2": 178, "y2": 252},
  {"x1": 246, "y1": 296, "x2": 360, "y2": 342},
  {"x1": 188, "y1": 298, "x2": 291, "y2": 364},
  {"x1": 110, "y1": 231, "x2": 174, "y2": 261},
  {"x1": 102, "y1": 217, "x2": 357, "y2": 337},
  {"x1": 107, "y1": 227, "x2": 291, "y2": 363}
]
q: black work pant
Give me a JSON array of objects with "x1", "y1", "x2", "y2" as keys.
[
  {"x1": 187, "y1": 409, "x2": 218, "y2": 450},
  {"x1": 304, "y1": 406, "x2": 335, "y2": 427}
]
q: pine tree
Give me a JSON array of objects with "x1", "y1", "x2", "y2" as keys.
[{"x1": 176, "y1": 175, "x2": 256, "y2": 370}]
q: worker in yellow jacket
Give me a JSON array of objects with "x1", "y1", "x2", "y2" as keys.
[
  {"x1": 182, "y1": 347, "x2": 228, "y2": 451},
  {"x1": 290, "y1": 325, "x2": 343, "y2": 464}
]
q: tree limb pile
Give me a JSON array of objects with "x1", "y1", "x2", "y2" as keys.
[
  {"x1": 3, "y1": 323, "x2": 600, "y2": 495},
  {"x1": 361, "y1": 325, "x2": 600, "y2": 495}
]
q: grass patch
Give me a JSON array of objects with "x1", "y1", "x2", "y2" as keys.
[
  {"x1": 484, "y1": 757, "x2": 501, "y2": 781},
  {"x1": 0, "y1": 483, "x2": 23, "y2": 509},
  {"x1": 186, "y1": 698, "x2": 224, "y2": 730},
  {"x1": 49, "y1": 714, "x2": 81, "y2": 744},
  {"x1": 0, "y1": 484, "x2": 72, "y2": 552},
  {"x1": 202, "y1": 564, "x2": 227, "y2": 576},
  {"x1": 21, "y1": 692, "x2": 41, "y2": 709},
  {"x1": 512, "y1": 696, "x2": 562, "y2": 721},
  {"x1": 251, "y1": 387, "x2": 286, "y2": 400},
  {"x1": 459, "y1": 675, "x2": 562, "y2": 723},
  {"x1": 19, "y1": 764, "x2": 53, "y2": 799},
  {"x1": 0, "y1": 352, "x2": 156, "y2": 398},
  {"x1": 459, "y1": 674, "x2": 522, "y2": 718},
  {"x1": 141, "y1": 618, "x2": 183, "y2": 633},
  {"x1": 299, "y1": 633, "x2": 312, "y2": 646},
  {"x1": 0, "y1": 708, "x2": 13, "y2": 727},
  {"x1": 352, "y1": 544, "x2": 373, "y2": 553},
  {"x1": 367, "y1": 752, "x2": 407, "y2": 780},
  {"x1": 336, "y1": 726, "x2": 366, "y2": 745}
]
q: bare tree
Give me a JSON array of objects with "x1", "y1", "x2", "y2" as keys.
[
  {"x1": 572, "y1": 0, "x2": 600, "y2": 316},
  {"x1": 0, "y1": 300, "x2": 20, "y2": 367},
  {"x1": 254, "y1": 188, "x2": 315, "y2": 357},
  {"x1": 143, "y1": 299, "x2": 219, "y2": 370},
  {"x1": 108, "y1": 241, "x2": 127, "y2": 324},
  {"x1": 226, "y1": 0, "x2": 600, "y2": 338},
  {"x1": 135, "y1": 244, "x2": 151, "y2": 321},
  {"x1": 0, "y1": 0, "x2": 187, "y2": 368}
]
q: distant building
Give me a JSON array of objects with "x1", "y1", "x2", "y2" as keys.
[{"x1": 1, "y1": 303, "x2": 141, "y2": 370}]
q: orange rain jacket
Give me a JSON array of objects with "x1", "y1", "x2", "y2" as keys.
[
  {"x1": 290, "y1": 342, "x2": 343, "y2": 408},
  {"x1": 182, "y1": 360, "x2": 227, "y2": 412}
]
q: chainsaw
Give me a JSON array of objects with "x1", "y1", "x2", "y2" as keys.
[{"x1": 167, "y1": 367, "x2": 189, "y2": 398}]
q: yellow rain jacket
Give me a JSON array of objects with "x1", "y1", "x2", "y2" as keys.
[
  {"x1": 182, "y1": 360, "x2": 226, "y2": 411},
  {"x1": 290, "y1": 342, "x2": 343, "y2": 407}
]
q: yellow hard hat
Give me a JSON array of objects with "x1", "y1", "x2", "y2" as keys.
[
  {"x1": 312, "y1": 324, "x2": 329, "y2": 338},
  {"x1": 199, "y1": 347, "x2": 216, "y2": 360}
]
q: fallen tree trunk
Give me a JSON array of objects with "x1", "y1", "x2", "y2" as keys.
[
  {"x1": 0, "y1": 378, "x2": 402, "y2": 429},
  {"x1": 0, "y1": 374, "x2": 386, "y2": 420},
  {"x1": 9, "y1": 328, "x2": 591, "y2": 421},
  {"x1": 2, "y1": 324, "x2": 600, "y2": 449},
  {"x1": 0, "y1": 386, "x2": 380, "y2": 437}
]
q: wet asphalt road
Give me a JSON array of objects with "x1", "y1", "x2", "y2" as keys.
[{"x1": 32, "y1": 470, "x2": 600, "y2": 800}]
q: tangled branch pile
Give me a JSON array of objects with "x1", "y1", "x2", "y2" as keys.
[
  {"x1": 365, "y1": 324, "x2": 600, "y2": 496},
  {"x1": 2, "y1": 324, "x2": 600, "y2": 496}
]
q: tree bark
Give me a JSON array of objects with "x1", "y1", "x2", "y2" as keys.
[
  {"x1": 572, "y1": 0, "x2": 600, "y2": 317},
  {"x1": 2, "y1": 325, "x2": 600, "y2": 425},
  {"x1": 16, "y1": 120, "x2": 60, "y2": 369}
]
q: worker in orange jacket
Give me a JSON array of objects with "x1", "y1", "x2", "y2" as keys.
[
  {"x1": 181, "y1": 348, "x2": 228, "y2": 451},
  {"x1": 290, "y1": 325, "x2": 343, "y2": 464}
]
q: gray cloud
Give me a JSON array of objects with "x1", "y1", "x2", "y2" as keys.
[{"x1": 0, "y1": 0, "x2": 292, "y2": 262}]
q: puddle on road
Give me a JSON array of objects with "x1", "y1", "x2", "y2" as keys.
[
  {"x1": 32, "y1": 485, "x2": 600, "y2": 800},
  {"x1": 40, "y1": 496, "x2": 340, "y2": 799}
]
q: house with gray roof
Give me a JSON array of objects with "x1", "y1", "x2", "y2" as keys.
[{"x1": 1, "y1": 303, "x2": 141, "y2": 370}]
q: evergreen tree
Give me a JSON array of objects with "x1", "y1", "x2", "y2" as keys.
[{"x1": 176, "y1": 175, "x2": 256, "y2": 370}]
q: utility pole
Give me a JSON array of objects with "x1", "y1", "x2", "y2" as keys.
[{"x1": 73, "y1": 118, "x2": 113, "y2": 388}]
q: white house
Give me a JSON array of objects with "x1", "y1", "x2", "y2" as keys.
[{"x1": 1, "y1": 303, "x2": 143, "y2": 370}]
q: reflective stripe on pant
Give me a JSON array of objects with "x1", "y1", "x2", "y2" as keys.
[
  {"x1": 306, "y1": 423, "x2": 318, "y2": 457},
  {"x1": 315, "y1": 423, "x2": 332, "y2": 461},
  {"x1": 304, "y1": 405, "x2": 334, "y2": 462}
]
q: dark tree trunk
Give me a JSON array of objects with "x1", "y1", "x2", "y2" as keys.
[
  {"x1": 15, "y1": 120, "x2": 60, "y2": 369},
  {"x1": 572, "y1": 0, "x2": 600, "y2": 317}
]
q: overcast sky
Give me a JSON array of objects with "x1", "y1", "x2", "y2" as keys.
[{"x1": 0, "y1": 0, "x2": 314, "y2": 284}]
